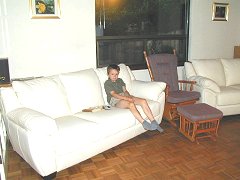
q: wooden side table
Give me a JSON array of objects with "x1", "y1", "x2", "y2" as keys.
[
  {"x1": 0, "y1": 83, "x2": 11, "y2": 88},
  {"x1": 177, "y1": 103, "x2": 223, "y2": 144},
  {"x1": 234, "y1": 46, "x2": 240, "y2": 58}
]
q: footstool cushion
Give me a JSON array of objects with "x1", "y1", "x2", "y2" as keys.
[
  {"x1": 177, "y1": 103, "x2": 223, "y2": 143},
  {"x1": 177, "y1": 103, "x2": 223, "y2": 122}
]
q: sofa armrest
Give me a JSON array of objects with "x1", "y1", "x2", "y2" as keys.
[
  {"x1": 189, "y1": 76, "x2": 220, "y2": 93},
  {"x1": 130, "y1": 80, "x2": 166, "y2": 101},
  {"x1": 7, "y1": 107, "x2": 58, "y2": 135}
]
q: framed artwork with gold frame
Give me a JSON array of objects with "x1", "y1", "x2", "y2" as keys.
[
  {"x1": 29, "y1": 0, "x2": 61, "y2": 19},
  {"x1": 212, "y1": 2, "x2": 229, "y2": 21}
]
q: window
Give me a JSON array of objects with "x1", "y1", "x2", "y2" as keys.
[{"x1": 96, "y1": 0, "x2": 190, "y2": 69}]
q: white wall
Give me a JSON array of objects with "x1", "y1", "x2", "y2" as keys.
[
  {"x1": 1, "y1": 0, "x2": 240, "y2": 79},
  {"x1": 189, "y1": 0, "x2": 240, "y2": 60},
  {"x1": 0, "y1": 0, "x2": 96, "y2": 78}
]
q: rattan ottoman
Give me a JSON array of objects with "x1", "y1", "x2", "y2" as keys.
[{"x1": 177, "y1": 103, "x2": 223, "y2": 144}]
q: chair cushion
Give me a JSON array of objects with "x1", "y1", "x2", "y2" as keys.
[
  {"x1": 147, "y1": 54, "x2": 179, "y2": 91},
  {"x1": 167, "y1": 90, "x2": 200, "y2": 103},
  {"x1": 177, "y1": 103, "x2": 223, "y2": 122}
]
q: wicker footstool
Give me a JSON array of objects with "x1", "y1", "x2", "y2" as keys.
[{"x1": 177, "y1": 103, "x2": 223, "y2": 144}]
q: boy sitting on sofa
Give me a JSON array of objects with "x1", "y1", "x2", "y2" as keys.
[{"x1": 104, "y1": 64, "x2": 164, "y2": 132}]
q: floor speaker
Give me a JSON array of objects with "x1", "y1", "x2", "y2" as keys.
[{"x1": 0, "y1": 58, "x2": 10, "y2": 84}]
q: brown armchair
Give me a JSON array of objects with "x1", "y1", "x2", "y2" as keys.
[{"x1": 143, "y1": 51, "x2": 200, "y2": 127}]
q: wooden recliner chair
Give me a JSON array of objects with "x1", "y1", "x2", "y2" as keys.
[{"x1": 143, "y1": 51, "x2": 200, "y2": 127}]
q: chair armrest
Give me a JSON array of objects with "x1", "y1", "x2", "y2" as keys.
[
  {"x1": 130, "y1": 80, "x2": 166, "y2": 101},
  {"x1": 189, "y1": 76, "x2": 220, "y2": 93},
  {"x1": 7, "y1": 108, "x2": 58, "y2": 135},
  {"x1": 178, "y1": 80, "x2": 196, "y2": 84}
]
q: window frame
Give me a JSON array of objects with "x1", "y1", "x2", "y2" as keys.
[{"x1": 96, "y1": 0, "x2": 190, "y2": 70}]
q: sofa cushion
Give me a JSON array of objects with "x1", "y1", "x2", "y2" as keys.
[
  {"x1": 55, "y1": 116, "x2": 100, "y2": 155},
  {"x1": 59, "y1": 69, "x2": 105, "y2": 114},
  {"x1": 191, "y1": 59, "x2": 226, "y2": 86},
  {"x1": 221, "y1": 59, "x2": 240, "y2": 86},
  {"x1": 230, "y1": 84, "x2": 240, "y2": 90},
  {"x1": 12, "y1": 77, "x2": 71, "y2": 118},
  {"x1": 75, "y1": 107, "x2": 136, "y2": 138},
  {"x1": 217, "y1": 86, "x2": 240, "y2": 106},
  {"x1": 94, "y1": 64, "x2": 136, "y2": 104},
  {"x1": 75, "y1": 99, "x2": 161, "y2": 138}
]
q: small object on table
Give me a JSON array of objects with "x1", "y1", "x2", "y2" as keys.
[
  {"x1": 177, "y1": 103, "x2": 223, "y2": 144},
  {"x1": 82, "y1": 106, "x2": 106, "y2": 112},
  {"x1": 103, "y1": 105, "x2": 111, "y2": 110}
]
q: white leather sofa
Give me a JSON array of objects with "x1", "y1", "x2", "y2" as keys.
[
  {"x1": 184, "y1": 58, "x2": 240, "y2": 116},
  {"x1": 0, "y1": 64, "x2": 166, "y2": 178}
]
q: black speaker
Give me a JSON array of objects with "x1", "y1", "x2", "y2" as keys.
[{"x1": 0, "y1": 58, "x2": 10, "y2": 85}]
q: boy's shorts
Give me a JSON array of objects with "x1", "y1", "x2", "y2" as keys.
[{"x1": 109, "y1": 93, "x2": 124, "y2": 106}]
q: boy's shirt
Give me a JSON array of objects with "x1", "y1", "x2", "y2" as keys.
[{"x1": 104, "y1": 78, "x2": 126, "y2": 103}]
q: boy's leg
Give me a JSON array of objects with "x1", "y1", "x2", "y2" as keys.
[
  {"x1": 132, "y1": 97, "x2": 164, "y2": 133},
  {"x1": 115, "y1": 100, "x2": 156, "y2": 131},
  {"x1": 116, "y1": 100, "x2": 145, "y2": 123},
  {"x1": 132, "y1": 97, "x2": 155, "y2": 121}
]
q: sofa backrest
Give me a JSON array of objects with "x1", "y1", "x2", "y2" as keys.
[
  {"x1": 221, "y1": 59, "x2": 240, "y2": 86},
  {"x1": 59, "y1": 68, "x2": 105, "y2": 114},
  {"x1": 11, "y1": 77, "x2": 72, "y2": 118},
  {"x1": 2, "y1": 64, "x2": 135, "y2": 117},
  {"x1": 190, "y1": 59, "x2": 226, "y2": 86}
]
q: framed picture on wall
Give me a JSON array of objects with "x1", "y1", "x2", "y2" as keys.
[
  {"x1": 29, "y1": 0, "x2": 61, "y2": 19},
  {"x1": 212, "y1": 2, "x2": 229, "y2": 21}
]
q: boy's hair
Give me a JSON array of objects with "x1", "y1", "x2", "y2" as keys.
[{"x1": 107, "y1": 64, "x2": 120, "y2": 74}]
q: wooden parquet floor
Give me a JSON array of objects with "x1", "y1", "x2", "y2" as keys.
[{"x1": 7, "y1": 115, "x2": 240, "y2": 180}]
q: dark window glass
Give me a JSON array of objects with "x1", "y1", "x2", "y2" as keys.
[{"x1": 96, "y1": 0, "x2": 190, "y2": 69}]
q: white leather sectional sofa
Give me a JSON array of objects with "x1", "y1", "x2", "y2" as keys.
[
  {"x1": 184, "y1": 58, "x2": 240, "y2": 116},
  {"x1": 0, "y1": 64, "x2": 166, "y2": 178}
]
